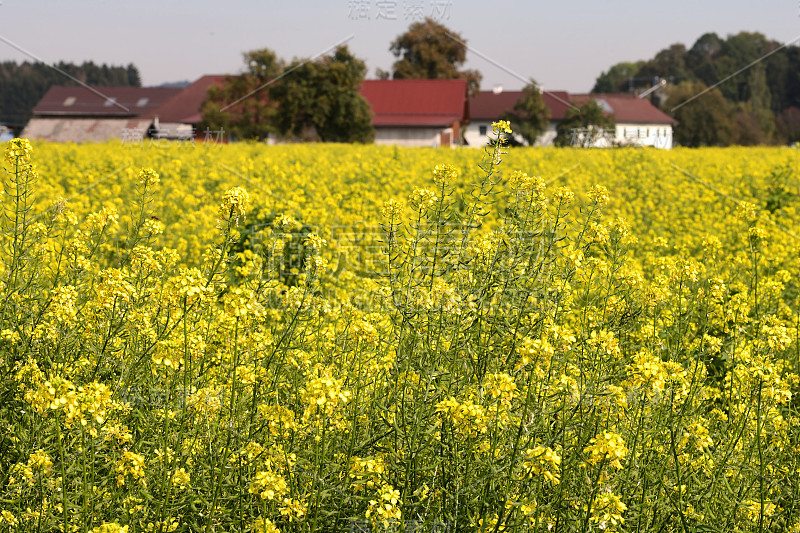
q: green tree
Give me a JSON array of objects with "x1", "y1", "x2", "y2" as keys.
[
  {"x1": 777, "y1": 106, "x2": 800, "y2": 143},
  {"x1": 739, "y1": 62, "x2": 776, "y2": 143},
  {"x1": 592, "y1": 61, "x2": 644, "y2": 93},
  {"x1": 202, "y1": 46, "x2": 373, "y2": 143},
  {"x1": 686, "y1": 32, "x2": 724, "y2": 87},
  {"x1": 786, "y1": 47, "x2": 800, "y2": 109},
  {"x1": 666, "y1": 81, "x2": 734, "y2": 146},
  {"x1": 200, "y1": 49, "x2": 284, "y2": 140},
  {"x1": 501, "y1": 80, "x2": 549, "y2": 145},
  {"x1": 636, "y1": 44, "x2": 692, "y2": 86},
  {"x1": 715, "y1": 32, "x2": 774, "y2": 103},
  {"x1": 126, "y1": 64, "x2": 141, "y2": 86},
  {"x1": 388, "y1": 18, "x2": 482, "y2": 96},
  {"x1": 732, "y1": 107, "x2": 766, "y2": 145},
  {"x1": 270, "y1": 46, "x2": 373, "y2": 143},
  {"x1": 554, "y1": 100, "x2": 615, "y2": 147}
]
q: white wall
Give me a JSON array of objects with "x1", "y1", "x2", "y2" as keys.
[
  {"x1": 374, "y1": 127, "x2": 444, "y2": 147},
  {"x1": 466, "y1": 120, "x2": 674, "y2": 149},
  {"x1": 464, "y1": 120, "x2": 532, "y2": 147},
  {"x1": 535, "y1": 122, "x2": 559, "y2": 147},
  {"x1": 464, "y1": 120, "x2": 559, "y2": 147},
  {"x1": 21, "y1": 118, "x2": 151, "y2": 142},
  {"x1": 615, "y1": 123, "x2": 673, "y2": 149},
  {"x1": 463, "y1": 120, "x2": 492, "y2": 147}
]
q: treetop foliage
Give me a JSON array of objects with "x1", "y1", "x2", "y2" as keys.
[
  {"x1": 502, "y1": 80, "x2": 549, "y2": 146},
  {"x1": 201, "y1": 45, "x2": 373, "y2": 143},
  {"x1": 387, "y1": 17, "x2": 482, "y2": 96}
]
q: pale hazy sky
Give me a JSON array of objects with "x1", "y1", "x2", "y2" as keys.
[{"x1": 1, "y1": 0, "x2": 798, "y2": 93}]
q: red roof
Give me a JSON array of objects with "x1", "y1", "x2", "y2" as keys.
[
  {"x1": 360, "y1": 79, "x2": 468, "y2": 127},
  {"x1": 470, "y1": 90, "x2": 676, "y2": 125},
  {"x1": 571, "y1": 93, "x2": 677, "y2": 124},
  {"x1": 32, "y1": 86, "x2": 182, "y2": 117},
  {"x1": 150, "y1": 75, "x2": 226, "y2": 123},
  {"x1": 470, "y1": 90, "x2": 572, "y2": 121},
  {"x1": 542, "y1": 91, "x2": 574, "y2": 121}
]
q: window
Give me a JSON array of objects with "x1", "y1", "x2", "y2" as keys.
[
  {"x1": 136, "y1": 97, "x2": 149, "y2": 107},
  {"x1": 63, "y1": 96, "x2": 76, "y2": 106},
  {"x1": 479, "y1": 125, "x2": 487, "y2": 136},
  {"x1": 103, "y1": 97, "x2": 117, "y2": 107}
]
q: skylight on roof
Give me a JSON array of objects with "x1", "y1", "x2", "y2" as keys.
[
  {"x1": 103, "y1": 97, "x2": 117, "y2": 107},
  {"x1": 596, "y1": 99, "x2": 613, "y2": 114},
  {"x1": 63, "y1": 97, "x2": 76, "y2": 106},
  {"x1": 136, "y1": 97, "x2": 149, "y2": 107}
]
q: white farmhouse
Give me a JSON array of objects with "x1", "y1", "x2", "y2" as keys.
[
  {"x1": 571, "y1": 93, "x2": 676, "y2": 149},
  {"x1": 465, "y1": 88, "x2": 677, "y2": 149},
  {"x1": 464, "y1": 88, "x2": 572, "y2": 147}
]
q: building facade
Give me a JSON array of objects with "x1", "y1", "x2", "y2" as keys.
[
  {"x1": 21, "y1": 76, "x2": 224, "y2": 143},
  {"x1": 359, "y1": 79, "x2": 469, "y2": 147},
  {"x1": 466, "y1": 88, "x2": 676, "y2": 149}
]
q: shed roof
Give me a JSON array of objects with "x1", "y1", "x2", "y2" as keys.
[
  {"x1": 32, "y1": 86, "x2": 182, "y2": 117},
  {"x1": 360, "y1": 79, "x2": 468, "y2": 127},
  {"x1": 150, "y1": 75, "x2": 226, "y2": 123}
]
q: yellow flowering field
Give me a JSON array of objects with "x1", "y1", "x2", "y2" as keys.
[{"x1": 1, "y1": 131, "x2": 799, "y2": 533}]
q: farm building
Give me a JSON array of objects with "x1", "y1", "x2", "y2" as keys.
[
  {"x1": 359, "y1": 79, "x2": 469, "y2": 147},
  {"x1": 464, "y1": 88, "x2": 677, "y2": 149},
  {"x1": 571, "y1": 93, "x2": 676, "y2": 149},
  {"x1": 465, "y1": 88, "x2": 572, "y2": 147},
  {"x1": 21, "y1": 76, "x2": 224, "y2": 142}
]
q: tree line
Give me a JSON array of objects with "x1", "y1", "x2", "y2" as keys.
[{"x1": 0, "y1": 61, "x2": 141, "y2": 130}]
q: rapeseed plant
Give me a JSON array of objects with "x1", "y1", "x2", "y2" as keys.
[{"x1": 0, "y1": 132, "x2": 798, "y2": 532}]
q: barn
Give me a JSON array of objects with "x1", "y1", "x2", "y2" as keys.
[
  {"x1": 21, "y1": 76, "x2": 224, "y2": 142},
  {"x1": 359, "y1": 79, "x2": 469, "y2": 147}
]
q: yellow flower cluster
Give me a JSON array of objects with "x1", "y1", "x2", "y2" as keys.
[
  {"x1": 584, "y1": 431, "x2": 628, "y2": 470},
  {"x1": 138, "y1": 168, "x2": 160, "y2": 187},
  {"x1": 435, "y1": 396, "x2": 488, "y2": 437},
  {"x1": 432, "y1": 163, "x2": 459, "y2": 187},
  {"x1": 300, "y1": 369, "x2": 351, "y2": 421},
  {"x1": 92, "y1": 524, "x2": 129, "y2": 533},
  {"x1": 522, "y1": 446, "x2": 561, "y2": 485},
  {"x1": 491, "y1": 120, "x2": 512, "y2": 135},
  {"x1": 115, "y1": 451, "x2": 146, "y2": 488},
  {"x1": 588, "y1": 491, "x2": 627, "y2": 531},
  {"x1": 366, "y1": 484, "x2": 401, "y2": 527},
  {"x1": 219, "y1": 186, "x2": 250, "y2": 225},
  {"x1": 249, "y1": 469, "x2": 289, "y2": 501},
  {"x1": 4, "y1": 137, "x2": 32, "y2": 166}
]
